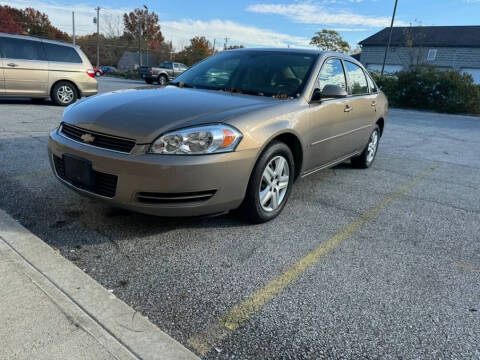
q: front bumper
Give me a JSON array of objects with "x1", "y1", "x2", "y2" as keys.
[{"x1": 48, "y1": 130, "x2": 257, "y2": 216}]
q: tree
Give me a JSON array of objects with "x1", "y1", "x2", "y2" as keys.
[
  {"x1": 310, "y1": 29, "x2": 350, "y2": 53},
  {"x1": 403, "y1": 22, "x2": 427, "y2": 67},
  {"x1": 0, "y1": 5, "x2": 69, "y2": 41},
  {"x1": 0, "y1": 6, "x2": 23, "y2": 33},
  {"x1": 123, "y1": 8, "x2": 164, "y2": 50},
  {"x1": 175, "y1": 36, "x2": 214, "y2": 66}
]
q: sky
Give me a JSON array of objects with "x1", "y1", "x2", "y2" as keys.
[{"x1": 2, "y1": 0, "x2": 479, "y2": 50}]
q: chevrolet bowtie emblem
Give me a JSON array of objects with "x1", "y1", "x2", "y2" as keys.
[{"x1": 80, "y1": 133, "x2": 95, "y2": 143}]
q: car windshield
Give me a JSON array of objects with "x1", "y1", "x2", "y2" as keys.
[{"x1": 171, "y1": 51, "x2": 318, "y2": 98}]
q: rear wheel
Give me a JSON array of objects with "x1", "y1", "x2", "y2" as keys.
[
  {"x1": 52, "y1": 81, "x2": 78, "y2": 106},
  {"x1": 158, "y1": 75, "x2": 168, "y2": 86},
  {"x1": 240, "y1": 141, "x2": 294, "y2": 223},
  {"x1": 351, "y1": 125, "x2": 380, "y2": 169}
]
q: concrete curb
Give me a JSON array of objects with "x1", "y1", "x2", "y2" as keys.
[{"x1": 0, "y1": 209, "x2": 199, "y2": 360}]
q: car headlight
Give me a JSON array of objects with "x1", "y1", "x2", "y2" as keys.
[{"x1": 149, "y1": 124, "x2": 242, "y2": 155}]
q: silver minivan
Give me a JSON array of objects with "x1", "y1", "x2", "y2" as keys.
[{"x1": 0, "y1": 33, "x2": 98, "y2": 106}]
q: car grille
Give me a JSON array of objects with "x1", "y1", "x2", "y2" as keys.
[
  {"x1": 53, "y1": 155, "x2": 118, "y2": 198},
  {"x1": 60, "y1": 123, "x2": 136, "y2": 153},
  {"x1": 135, "y1": 190, "x2": 216, "y2": 204}
]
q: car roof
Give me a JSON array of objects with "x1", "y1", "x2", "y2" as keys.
[
  {"x1": 0, "y1": 32, "x2": 77, "y2": 48},
  {"x1": 222, "y1": 48, "x2": 362, "y2": 66}
]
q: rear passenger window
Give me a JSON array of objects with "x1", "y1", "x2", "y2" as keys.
[
  {"x1": 43, "y1": 43, "x2": 82, "y2": 63},
  {"x1": 344, "y1": 61, "x2": 369, "y2": 95},
  {"x1": 1, "y1": 37, "x2": 45, "y2": 60},
  {"x1": 366, "y1": 74, "x2": 377, "y2": 93}
]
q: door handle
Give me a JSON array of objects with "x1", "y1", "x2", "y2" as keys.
[
  {"x1": 344, "y1": 105, "x2": 352, "y2": 112},
  {"x1": 371, "y1": 101, "x2": 377, "y2": 107},
  {"x1": 7, "y1": 63, "x2": 18, "y2": 67}
]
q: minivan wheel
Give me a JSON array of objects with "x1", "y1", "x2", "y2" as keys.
[
  {"x1": 241, "y1": 141, "x2": 294, "y2": 223},
  {"x1": 158, "y1": 75, "x2": 168, "y2": 86},
  {"x1": 351, "y1": 125, "x2": 380, "y2": 169},
  {"x1": 52, "y1": 81, "x2": 78, "y2": 106}
]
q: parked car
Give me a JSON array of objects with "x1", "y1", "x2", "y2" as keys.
[
  {"x1": 93, "y1": 67, "x2": 104, "y2": 77},
  {"x1": 48, "y1": 49, "x2": 387, "y2": 223},
  {"x1": 0, "y1": 33, "x2": 98, "y2": 106},
  {"x1": 100, "y1": 66, "x2": 117, "y2": 74},
  {"x1": 139, "y1": 61, "x2": 189, "y2": 85}
]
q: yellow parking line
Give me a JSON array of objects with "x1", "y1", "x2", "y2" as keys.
[
  {"x1": 458, "y1": 263, "x2": 480, "y2": 274},
  {"x1": 188, "y1": 165, "x2": 437, "y2": 356}
]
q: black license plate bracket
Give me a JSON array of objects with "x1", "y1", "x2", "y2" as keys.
[{"x1": 63, "y1": 154, "x2": 94, "y2": 189}]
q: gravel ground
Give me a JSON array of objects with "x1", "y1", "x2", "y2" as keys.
[{"x1": 1, "y1": 77, "x2": 479, "y2": 359}]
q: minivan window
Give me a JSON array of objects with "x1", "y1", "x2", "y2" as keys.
[
  {"x1": 1, "y1": 37, "x2": 45, "y2": 61},
  {"x1": 344, "y1": 61, "x2": 368, "y2": 95},
  {"x1": 43, "y1": 43, "x2": 82, "y2": 63},
  {"x1": 317, "y1": 58, "x2": 346, "y2": 91}
]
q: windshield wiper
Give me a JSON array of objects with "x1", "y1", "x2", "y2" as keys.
[
  {"x1": 169, "y1": 82, "x2": 196, "y2": 88},
  {"x1": 216, "y1": 87, "x2": 265, "y2": 97}
]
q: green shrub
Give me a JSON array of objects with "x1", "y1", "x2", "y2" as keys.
[{"x1": 371, "y1": 66, "x2": 480, "y2": 115}]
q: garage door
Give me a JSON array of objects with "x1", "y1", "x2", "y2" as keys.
[
  {"x1": 366, "y1": 64, "x2": 403, "y2": 74},
  {"x1": 460, "y1": 68, "x2": 480, "y2": 84}
]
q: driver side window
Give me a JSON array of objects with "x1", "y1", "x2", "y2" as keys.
[{"x1": 317, "y1": 58, "x2": 346, "y2": 92}]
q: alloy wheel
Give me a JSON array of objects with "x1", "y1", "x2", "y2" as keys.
[
  {"x1": 366, "y1": 129, "x2": 379, "y2": 164},
  {"x1": 57, "y1": 86, "x2": 74, "y2": 104},
  {"x1": 259, "y1": 155, "x2": 290, "y2": 212}
]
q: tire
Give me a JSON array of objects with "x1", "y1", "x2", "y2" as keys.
[
  {"x1": 145, "y1": 78, "x2": 153, "y2": 84},
  {"x1": 240, "y1": 141, "x2": 295, "y2": 224},
  {"x1": 52, "y1": 81, "x2": 78, "y2": 106},
  {"x1": 351, "y1": 125, "x2": 380, "y2": 169},
  {"x1": 95, "y1": 71, "x2": 101, "y2": 77},
  {"x1": 158, "y1": 75, "x2": 168, "y2": 86}
]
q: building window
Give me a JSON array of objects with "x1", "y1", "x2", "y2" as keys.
[{"x1": 427, "y1": 49, "x2": 437, "y2": 61}]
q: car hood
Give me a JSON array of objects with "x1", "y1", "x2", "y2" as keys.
[{"x1": 62, "y1": 86, "x2": 279, "y2": 144}]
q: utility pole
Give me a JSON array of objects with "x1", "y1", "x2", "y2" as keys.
[
  {"x1": 144, "y1": 5, "x2": 149, "y2": 66},
  {"x1": 138, "y1": 22, "x2": 142, "y2": 67},
  {"x1": 381, "y1": 0, "x2": 398, "y2": 76},
  {"x1": 224, "y1": 36, "x2": 228, "y2": 50},
  {"x1": 72, "y1": 11, "x2": 75, "y2": 46},
  {"x1": 213, "y1": 39, "x2": 216, "y2": 52},
  {"x1": 95, "y1": 6, "x2": 100, "y2": 68}
]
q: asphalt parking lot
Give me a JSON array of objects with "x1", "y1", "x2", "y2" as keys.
[{"x1": 1, "y1": 76, "x2": 479, "y2": 359}]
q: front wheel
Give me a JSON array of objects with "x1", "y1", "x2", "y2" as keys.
[
  {"x1": 240, "y1": 141, "x2": 294, "y2": 223},
  {"x1": 351, "y1": 125, "x2": 380, "y2": 169}
]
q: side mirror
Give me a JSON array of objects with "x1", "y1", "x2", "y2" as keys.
[
  {"x1": 311, "y1": 85, "x2": 348, "y2": 102},
  {"x1": 321, "y1": 84, "x2": 348, "y2": 99}
]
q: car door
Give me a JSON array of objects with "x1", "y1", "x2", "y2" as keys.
[
  {"x1": 306, "y1": 57, "x2": 353, "y2": 170},
  {"x1": 343, "y1": 61, "x2": 377, "y2": 152},
  {"x1": 2, "y1": 37, "x2": 49, "y2": 96}
]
